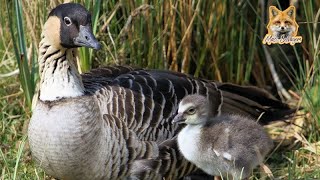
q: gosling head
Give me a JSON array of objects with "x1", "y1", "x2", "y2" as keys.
[
  {"x1": 173, "y1": 94, "x2": 211, "y2": 125},
  {"x1": 43, "y1": 3, "x2": 101, "y2": 49}
]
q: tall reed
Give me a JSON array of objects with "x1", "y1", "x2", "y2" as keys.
[{"x1": 5, "y1": 0, "x2": 36, "y2": 108}]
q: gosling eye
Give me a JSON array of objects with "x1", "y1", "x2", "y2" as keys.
[
  {"x1": 187, "y1": 108, "x2": 196, "y2": 115},
  {"x1": 64, "y1": 17, "x2": 72, "y2": 26}
]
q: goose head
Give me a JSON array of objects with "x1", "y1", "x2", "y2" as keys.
[
  {"x1": 43, "y1": 3, "x2": 101, "y2": 50},
  {"x1": 173, "y1": 94, "x2": 211, "y2": 125}
]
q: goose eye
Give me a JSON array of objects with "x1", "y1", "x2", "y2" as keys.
[
  {"x1": 187, "y1": 108, "x2": 196, "y2": 115},
  {"x1": 64, "y1": 17, "x2": 72, "y2": 26}
]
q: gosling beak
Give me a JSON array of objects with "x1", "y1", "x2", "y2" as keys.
[
  {"x1": 74, "y1": 25, "x2": 101, "y2": 50},
  {"x1": 172, "y1": 113, "x2": 186, "y2": 124}
]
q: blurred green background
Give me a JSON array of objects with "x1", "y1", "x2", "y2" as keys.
[{"x1": 1, "y1": 0, "x2": 319, "y2": 179}]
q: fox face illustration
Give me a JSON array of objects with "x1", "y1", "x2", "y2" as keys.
[{"x1": 267, "y1": 6, "x2": 298, "y2": 39}]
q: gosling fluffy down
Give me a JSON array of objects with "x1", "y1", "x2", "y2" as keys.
[{"x1": 174, "y1": 94, "x2": 274, "y2": 179}]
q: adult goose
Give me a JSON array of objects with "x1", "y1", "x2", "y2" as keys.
[
  {"x1": 173, "y1": 94, "x2": 273, "y2": 180},
  {"x1": 28, "y1": 3, "x2": 293, "y2": 180}
]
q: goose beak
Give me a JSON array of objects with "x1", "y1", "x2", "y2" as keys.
[
  {"x1": 172, "y1": 113, "x2": 186, "y2": 124},
  {"x1": 74, "y1": 25, "x2": 101, "y2": 50}
]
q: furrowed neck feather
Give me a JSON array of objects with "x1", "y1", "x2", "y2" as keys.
[{"x1": 38, "y1": 34, "x2": 84, "y2": 101}]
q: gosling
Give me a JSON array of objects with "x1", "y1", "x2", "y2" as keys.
[{"x1": 173, "y1": 94, "x2": 274, "y2": 180}]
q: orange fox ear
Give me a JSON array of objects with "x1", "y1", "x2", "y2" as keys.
[
  {"x1": 285, "y1": 6, "x2": 296, "y2": 19},
  {"x1": 269, "y1": 6, "x2": 280, "y2": 18}
]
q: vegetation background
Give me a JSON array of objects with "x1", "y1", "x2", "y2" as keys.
[{"x1": 0, "y1": 0, "x2": 319, "y2": 179}]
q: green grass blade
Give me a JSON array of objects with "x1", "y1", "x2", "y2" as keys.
[
  {"x1": 6, "y1": 0, "x2": 34, "y2": 107},
  {"x1": 0, "y1": 148, "x2": 11, "y2": 179},
  {"x1": 13, "y1": 136, "x2": 27, "y2": 180}
]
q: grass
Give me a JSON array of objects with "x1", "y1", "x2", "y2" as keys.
[{"x1": 0, "y1": 0, "x2": 320, "y2": 179}]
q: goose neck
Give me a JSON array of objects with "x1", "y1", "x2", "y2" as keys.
[{"x1": 38, "y1": 36, "x2": 84, "y2": 101}]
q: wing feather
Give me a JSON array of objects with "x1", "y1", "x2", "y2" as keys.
[{"x1": 81, "y1": 66, "x2": 294, "y2": 178}]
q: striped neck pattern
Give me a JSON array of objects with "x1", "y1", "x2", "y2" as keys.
[{"x1": 38, "y1": 34, "x2": 84, "y2": 101}]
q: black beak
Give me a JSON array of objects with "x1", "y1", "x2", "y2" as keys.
[
  {"x1": 172, "y1": 113, "x2": 186, "y2": 124},
  {"x1": 74, "y1": 25, "x2": 101, "y2": 50}
]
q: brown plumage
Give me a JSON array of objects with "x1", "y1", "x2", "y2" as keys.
[{"x1": 28, "y1": 3, "x2": 294, "y2": 180}]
